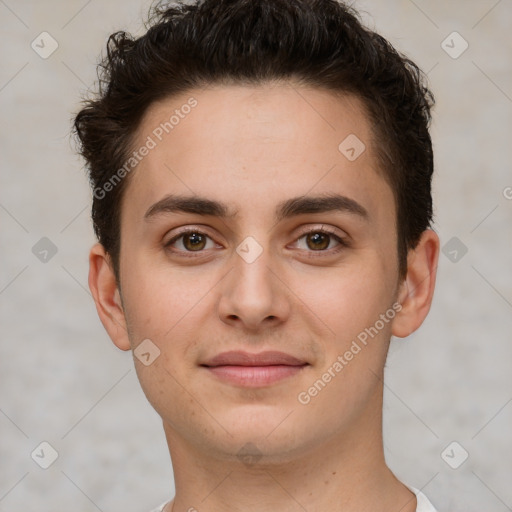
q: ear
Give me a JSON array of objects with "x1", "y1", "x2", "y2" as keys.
[
  {"x1": 392, "y1": 229, "x2": 440, "y2": 338},
  {"x1": 88, "y1": 243, "x2": 131, "y2": 351}
]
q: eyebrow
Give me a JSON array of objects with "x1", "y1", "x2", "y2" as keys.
[{"x1": 144, "y1": 193, "x2": 369, "y2": 222}]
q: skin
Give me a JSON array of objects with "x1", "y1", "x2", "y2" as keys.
[{"x1": 89, "y1": 82, "x2": 439, "y2": 512}]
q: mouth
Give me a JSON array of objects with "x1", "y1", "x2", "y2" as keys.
[{"x1": 200, "y1": 350, "x2": 309, "y2": 387}]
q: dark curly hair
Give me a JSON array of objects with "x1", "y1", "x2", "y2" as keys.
[{"x1": 74, "y1": 0, "x2": 435, "y2": 283}]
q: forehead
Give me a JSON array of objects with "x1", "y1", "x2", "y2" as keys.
[
  {"x1": 123, "y1": 82, "x2": 393, "y2": 226},
  {"x1": 141, "y1": 82, "x2": 373, "y2": 155}
]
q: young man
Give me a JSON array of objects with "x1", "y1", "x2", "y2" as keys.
[{"x1": 74, "y1": 0, "x2": 440, "y2": 510}]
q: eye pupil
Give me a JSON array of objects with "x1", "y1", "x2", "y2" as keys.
[
  {"x1": 184, "y1": 232, "x2": 206, "y2": 251},
  {"x1": 307, "y1": 232, "x2": 330, "y2": 250}
]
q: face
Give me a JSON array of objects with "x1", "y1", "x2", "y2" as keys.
[{"x1": 105, "y1": 83, "x2": 407, "y2": 462}]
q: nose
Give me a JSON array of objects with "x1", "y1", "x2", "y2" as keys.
[{"x1": 217, "y1": 245, "x2": 291, "y2": 332}]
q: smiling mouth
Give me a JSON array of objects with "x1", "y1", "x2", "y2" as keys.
[{"x1": 200, "y1": 350, "x2": 309, "y2": 387}]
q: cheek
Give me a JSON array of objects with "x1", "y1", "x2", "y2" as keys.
[
  {"x1": 292, "y1": 267, "x2": 394, "y2": 427},
  {"x1": 119, "y1": 262, "x2": 209, "y2": 418},
  {"x1": 296, "y1": 258, "x2": 393, "y2": 335},
  {"x1": 294, "y1": 256, "x2": 397, "y2": 409},
  {"x1": 119, "y1": 253, "x2": 215, "y2": 348}
]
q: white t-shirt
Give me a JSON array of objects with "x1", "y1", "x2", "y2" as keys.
[
  {"x1": 148, "y1": 503, "x2": 167, "y2": 512},
  {"x1": 408, "y1": 485, "x2": 438, "y2": 511},
  {"x1": 148, "y1": 486, "x2": 438, "y2": 512}
]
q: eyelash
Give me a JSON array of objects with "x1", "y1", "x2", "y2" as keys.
[{"x1": 164, "y1": 226, "x2": 349, "y2": 258}]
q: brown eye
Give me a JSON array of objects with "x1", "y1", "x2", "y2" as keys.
[
  {"x1": 293, "y1": 228, "x2": 348, "y2": 256},
  {"x1": 166, "y1": 230, "x2": 216, "y2": 254},
  {"x1": 182, "y1": 232, "x2": 207, "y2": 251},
  {"x1": 305, "y1": 232, "x2": 331, "y2": 251}
]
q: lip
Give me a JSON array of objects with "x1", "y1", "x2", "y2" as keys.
[
  {"x1": 202, "y1": 350, "x2": 307, "y2": 367},
  {"x1": 201, "y1": 350, "x2": 309, "y2": 387}
]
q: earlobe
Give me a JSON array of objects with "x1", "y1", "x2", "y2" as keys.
[
  {"x1": 88, "y1": 243, "x2": 131, "y2": 351},
  {"x1": 391, "y1": 229, "x2": 440, "y2": 338}
]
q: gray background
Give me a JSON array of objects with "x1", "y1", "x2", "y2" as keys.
[{"x1": 1, "y1": 0, "x2": 511, "y2": 510}]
